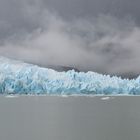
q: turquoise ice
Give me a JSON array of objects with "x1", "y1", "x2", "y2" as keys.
[{"x1": 0, "y1": 56, "x2": 140, "y2": 95}]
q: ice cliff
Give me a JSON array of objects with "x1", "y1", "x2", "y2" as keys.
[{"x1": 0, "y1": 56, "x2": 140, "y2": 95}]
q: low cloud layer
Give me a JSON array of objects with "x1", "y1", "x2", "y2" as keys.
[{"x1": 0, "y1": 0, "x2": 140, "y2": 78}]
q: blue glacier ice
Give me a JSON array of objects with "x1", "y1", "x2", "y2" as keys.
[{"x1": 0, "y1": 56, "x2": 140, "y2": 95}]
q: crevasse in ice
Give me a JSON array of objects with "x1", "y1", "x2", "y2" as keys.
[{"x1": 0, "y1": 56, "x2": 140, "y2": 95}]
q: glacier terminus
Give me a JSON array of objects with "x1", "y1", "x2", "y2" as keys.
[{"x1": 0, "y1": 56, "x2": 140, "y2": 95}]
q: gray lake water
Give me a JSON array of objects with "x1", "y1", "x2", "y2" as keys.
[{"x1": 0, "y1": 96, "x2": 140, "y2": 140}]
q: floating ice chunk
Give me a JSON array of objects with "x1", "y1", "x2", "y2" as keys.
[
  {"x1": 101, "y1": 97, "x2": 110, "y2": 100},
  {"x1": 0, "y1": 56, "x2": 140, "y2": 95},
  {"x1": 101, "y1": 97, "x2": 114, "y2": 100},
  {"x1": 5, "y1": 95, "x2": 19, "y2": 98}
]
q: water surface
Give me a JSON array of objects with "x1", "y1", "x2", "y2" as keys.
[{"x1": 0, "y1": 96, "x2": 140, "y2": 140}]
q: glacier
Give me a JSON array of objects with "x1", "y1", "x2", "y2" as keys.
[{"x1": 0, "y1": 56, "x2": 140, "y2": 95}]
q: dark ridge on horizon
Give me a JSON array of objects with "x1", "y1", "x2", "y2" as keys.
[
  {"x1": 31, "y1": 62, "x2": 80, "y2": 72},
  {"x1": 1, "y1": 54, "x2": 139, "y2": 80},
  {"x1": 29, "y1": 61, "x2": 138, "y2": 79}
]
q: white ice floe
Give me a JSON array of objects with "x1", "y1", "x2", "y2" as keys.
[{"x1": 5, "y1": 95, "x2": 19, "y2": 98}]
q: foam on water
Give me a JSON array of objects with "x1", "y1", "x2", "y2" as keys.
[{"x1": 0, "y1": 56, "x2": 140, "y2": 95}]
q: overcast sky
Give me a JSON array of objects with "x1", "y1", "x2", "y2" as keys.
[{"x1": 0, "y1": 0, "x2": 140, "y2": 78}]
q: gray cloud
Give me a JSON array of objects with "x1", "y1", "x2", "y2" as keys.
[{"x1": 0, "y1": 0, "x2": 140, "y2": 78}]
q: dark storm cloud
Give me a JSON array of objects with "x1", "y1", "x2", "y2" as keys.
[
  {"x1": 0, "y1": 0, "x2": 140, "y2": 39},
  {"x1": 0, "y1": 0, "x2": 140, "y2": 78},
  {"x1": 42, "y1": 0, "x2": 140, "y2": 23}
]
